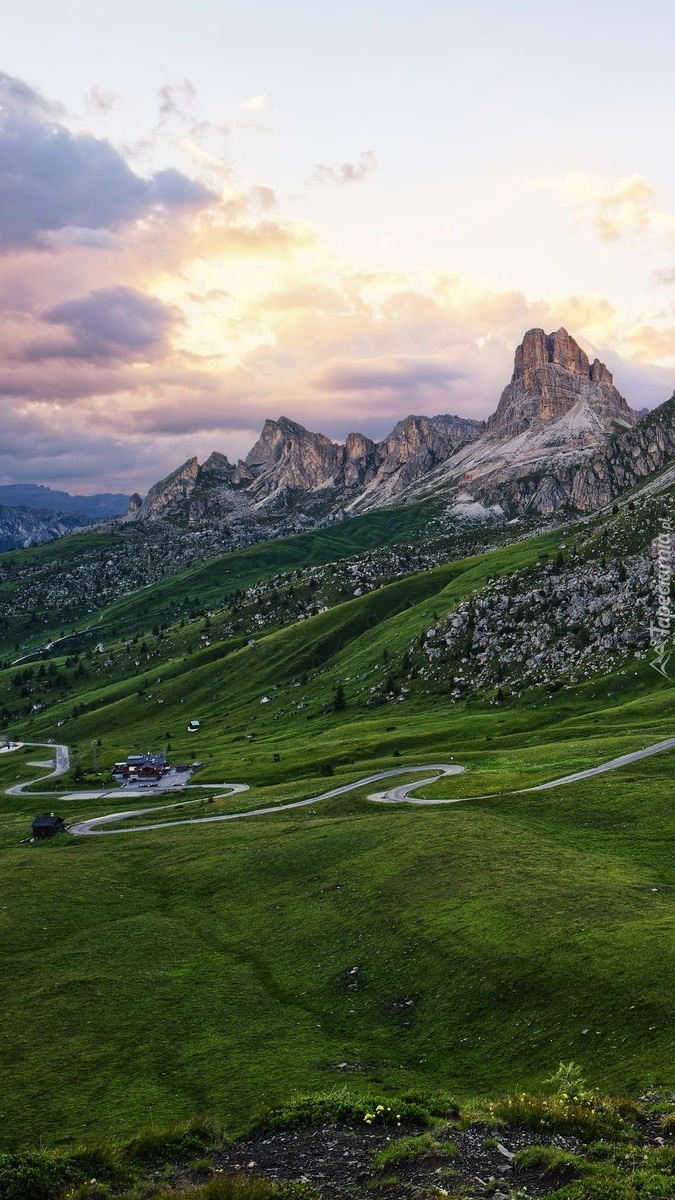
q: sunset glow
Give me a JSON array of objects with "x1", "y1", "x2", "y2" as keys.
[{"x1": 2, "y1": 0, "x2": 675, "y2": 491}]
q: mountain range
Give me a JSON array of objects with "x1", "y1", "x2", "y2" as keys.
[
  {"x1": 3, "y1": 327, "x2": 675, "y2": 553},
  {"x1": 123, "y1": 327, "x2": 674, "y2": 544},
  {"x1": 0, "y1": 486, "x2": 130, "y2": 551}
]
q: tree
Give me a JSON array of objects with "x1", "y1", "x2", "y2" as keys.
[{"x1": 334, "y1": 684, "x2": 346, "y2": 711}]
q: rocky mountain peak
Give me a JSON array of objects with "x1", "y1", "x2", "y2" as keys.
[
  {"x1": 489, "y1": 327, "x2": 636, "y2": 437},
  {"x1": 244, "y1": 416, "x2": 344, "y2": 496},
  {"x1": 125, "y1": 457, "x2": 199, "y2": 522},
  {"x1": 345, "y1": 431, "x2": 376, "y2": 460},
  {"x1": 201, "y1": 451, "x2": 233, "y2": 473}
]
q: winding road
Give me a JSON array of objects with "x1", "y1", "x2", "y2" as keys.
[
  {"x1": 5, "y1": 742, "x2": 70, "y2": 795},
  {"x1": 6, "y1": 737, "x2": 674, "y2": 837},
  {"x1": 67, "y1": 765, "x2": 465, "y2": 835}
]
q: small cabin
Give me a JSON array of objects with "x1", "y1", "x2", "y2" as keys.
[{"x1": 32, "y1": 814, "x2": 66, "y2": 840}]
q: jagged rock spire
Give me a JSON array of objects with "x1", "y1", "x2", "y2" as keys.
[{"x1": 488, "y1": 328, "x2": 635, "y2": 437}]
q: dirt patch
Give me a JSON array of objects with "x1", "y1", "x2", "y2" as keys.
[{"x1": 173, "y1": 1122, "x2": 590, "y2": 1199}]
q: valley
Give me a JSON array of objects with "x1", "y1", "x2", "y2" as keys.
[{"x1": 0, "y1": 328, "x2": 673, "y2": 1177}]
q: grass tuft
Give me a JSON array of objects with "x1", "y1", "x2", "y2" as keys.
[
  {"x1": 121, "y1": 1119, "x2": 227, "y2": 1165},
  {"x1": 491, "y1": 1092, "x2": 633, "y2": 1141},
  {"x1": 371, "y1": 1132, "x2": 458, "y2": 1171},
  {"x1": 514, "y1": 1143, "x2": 584, "y2": 1177}
]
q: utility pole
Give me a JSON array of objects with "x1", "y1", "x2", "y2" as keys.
[{"x1": 91, "y1": 739, "x2": 98, "y2": 772}]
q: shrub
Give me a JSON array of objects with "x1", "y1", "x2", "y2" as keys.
[
  {"x1": 661, "y1": 1112, "x2": 675, "y2": 1136},
  {"x1": 546, "y1": 1175, "x2": 637, "y2": 1200},
  {"x1": 0, "y1": 1152, "x2": 73, "y2": 1200},
  {"x1": 154, "y1": 1178, "x2": 318, "y2": 1200},
  {"x1": 587, "y1": 1142, "x2": 618, "y2": 1161},
  {"x1": 544, "y1": 1062, "x2": 589, "y2": 1098},
  {"x1": 249, "y1": 1091, "x2": 450, "y2": 1134},
  {"x1": 643, "y1": 1144, "x2": 675, "y2": 1174}
]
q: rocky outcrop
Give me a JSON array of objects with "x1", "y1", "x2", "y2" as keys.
[
  {"x1": 571, "y1": 392, "x2": 675, "y2": 509},
  {"x1": 243, "y1": 413, "x2": 482, "y2": 508},
  {"x1": 389, "y1": 329, "x2": 653, "y2": 518},
  {"x1": 374, "y1": 415, "x2": 481, "y2": 490},
  {"x1": 124, "y1": 412, "x2": 483, "y2": 530},
  {"x1": 488, "y1": 327, "x2": 635, "y2": 438}
]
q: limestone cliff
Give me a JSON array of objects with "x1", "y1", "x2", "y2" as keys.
[{"x1": 488, "y1": 327, "x2": 635, "y2": 438}]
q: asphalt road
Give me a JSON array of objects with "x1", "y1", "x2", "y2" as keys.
[
  {"x1": 527, "y1": 737, "x2": 675, "y2": 790},
  {"x1": 68, "y1": 765, "x2": 465, "y2": 835},
  {"x1": 7, "y1": 736, "x2": 674, "y2": 835},
  {"x1": 5, "y1": 742, "x2": 70, "y2": 795},
  {"x1": 370, "y1": 736, "x2": 675, "y2": 807}
]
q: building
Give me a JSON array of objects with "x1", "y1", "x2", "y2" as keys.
[
  {"x1": 32, "y1": 814, "x2": 66, "y2": 840},
  {"x1": 112, "y1": 752, "x2": 168, "y2": 782}
]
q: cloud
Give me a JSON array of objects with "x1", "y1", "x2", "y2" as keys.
[
  {"x1": 541, "y1": 171, "x2": 675, "y2": 244},
  {"x1": 1, "y1": 71, "x2": 674, "y2": 493},
  {"x1": 312, "y1": 355, "x2": 465, "y2": 393},
  {"x1": 30, "y1": 286, "x2": 179, "y2": 362},
  {"x1": 84, "y1": 86, "x2": 117, "y2": 115},
  {"x1": 651, "y1": 267, "x2": 675, "y2": 286},
  {"x1": 0, "y1": 399, "x2": 224, "y2": 493},
  {"x1": 0, "y1": 72, "x2": 59, "y2": 121},
  {"x1": 241, "y1": 95, "x2": 268, "y2": 112},
  {"x1": 158, "y1": 78, "x2": 197, "y2": 124},
  {"x1": 309, "y1": 151, "x2": 377, "y2": 187},
  {"x1": 0, "y1": 72, "x2": 216, "y2": 250}
]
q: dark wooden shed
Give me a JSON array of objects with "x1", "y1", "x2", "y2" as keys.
[{"x1": 32, "y1": 814, "x2": 66, "y2": 840}]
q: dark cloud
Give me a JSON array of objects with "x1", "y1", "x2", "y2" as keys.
[
  {"x1": 31, "y1": 286, "x2": 178, "y2": 362},
  {"x1": 0, "y1": 72, "x2": 216, "y2": 250},
  {"x1": 309, "y1": 151, "x2": 377, "y2": 187},
  {"x1": 0, "y1": 407, "x2": 189, "y2": 492},
  {"x1": 0, "y1": 72, "x2": 58, "y2": 121},
  {"x1": 313, "y1": 356, "x2": 465, "y2": 392}
]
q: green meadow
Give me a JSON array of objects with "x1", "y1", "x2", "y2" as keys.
[{"x1": 1, "y1": 515, "x2": 674, "y2": 1153}]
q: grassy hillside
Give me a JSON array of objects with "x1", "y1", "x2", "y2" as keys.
[
  {"x1": 1, "y1": 528, "x2": 566, "y2": 761},
  {"x1": 1, "y1": 712, "x2": 674, "y2": 1152},
  {"x1": 0, "y1": 500, "x2": 446, "y2": 657},
  {"x1": 1, "y1": 499, "x2": 673, "y2": 1154}
]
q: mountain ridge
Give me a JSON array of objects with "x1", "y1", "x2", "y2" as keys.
[
  {"x1": 0, "y1": 483, "x2": 130, "y2": 516},
  {"x1": 122, "y1": 327, "x2": 674, "y2": 538}
]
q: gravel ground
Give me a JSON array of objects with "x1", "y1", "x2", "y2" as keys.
[{"x1": 171, "y1": 1121, "x2": 590, "y2": 1199}]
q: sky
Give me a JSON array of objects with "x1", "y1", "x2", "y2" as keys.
[{"x1": 2, "y1": 0, "x2": 675, "y2": 494}]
